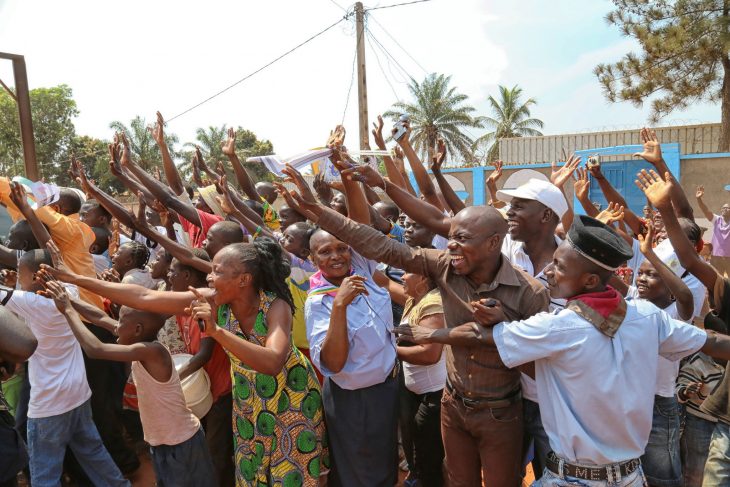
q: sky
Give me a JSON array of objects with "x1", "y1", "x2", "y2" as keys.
[{"x1": 0, "y1": 0, "x2": 720, "y2": 162}]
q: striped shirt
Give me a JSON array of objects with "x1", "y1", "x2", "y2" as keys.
[{"x1": 677, "y1": 352, "x2": 724, "y2": 422}]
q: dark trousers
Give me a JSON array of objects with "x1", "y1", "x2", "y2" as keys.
[
  {"x1": 202, "y1": 393, "x2": 234, "y2": 487},
  {"x1": 150, "y1": 427, "x2": 216, "y2": 487},
  {"x1": 522, "y1": 398, "x2": 550, "y2": 480},
  {"x1": 400, "y1": 387, "x2": 444, "y2": 487},
  {"x1": 0, "y1": 410, "x2": 27, "y2": 486},
  {"x1": 323, "y1": 374, "x2": 399, "y2": 487},
  {"x1": 441, "y1": 387, "x2": 523, "y2": 487},
  {"x1": 398, "y1": 372, "x2": 415, "y2": 471}
]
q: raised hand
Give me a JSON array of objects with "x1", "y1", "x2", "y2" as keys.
[
  {"x1": 596, "y1": 202, "x2": 625, "y2": 226},
  {"x1": 195, "y1": 146, "x2": 214, "y2": 177},
  {"x1": 132, "y1": 192, "x2": 152, "y2": 231},
  {"x1": 333, "y1": 275, "x2": 368, "y2": 307},
  {"x1": 550, "y1": 153, "x2": 581, "y2": 189},
  {"x1": 486, "y1": 160, "x2": 503, "y2": 191},
  {"x1": 638, "y1": 220, "x2": 655, "y2": 256},
  {"x1": 635, "y1": 169, "x2": 673, "y2": 210},
  {"x1": 392, "y1": 146, "x2": 406, "y2": 172},
  {"x1": 431, "y1": 138, "x2": 447, "y2": 172},
  {"x1": 221, "y1": 127, "x2": 237, "y2": 157},
  {"x1": 109, "y1": 142, "x2": 124, "y2": 177},
  {"x1": 214, "y1": 174, "x2": 236, "y2": 215},
  {"x1": 341, "y1": 164, "x2": 386, "y2": 189},
  {"x1": 100, "y1": 268, "x2": 121, "y2": 283},
  {"x1": 282, "y1": 164, "x2": 317, "y2": 203},
  {"x1": 120, "y1": 132, "x2": 133, "y2": 168},
  {"x1": 0, "y1": 269, "x2": 17, "y2": 288},
  {"x1": 40, "y1": 240, "x2": 74, "y2": 282},
  {"x1": 9, "y1": 181, "x2": 32, "y2": 215},
  {"x1": 371, "y1": 115, "x2": 387, "y2": 150},
  {"x1": 70, "y1": 156, "x2": 92, "y2": 195},
  {"x1": 392, "y1": 323, "x2": 435, "y2": 345},
  {"x1": 37, "y1": 278, "x2": 71, "y2": 314},
  {"x1": 327, "y1": 125, "x2": 346, "y2": 149},
  {"x1": 147, "y1": 111, "x2": 165, "y2": 146},
  {"x1": 327, "y1": 180, "x2": 346, "y2": 193},
  {"x1": 586, "y1": 155, "x2": 603, "y2": 180},
  {"x1": 696, "y1": 185, "x2": 705, "y2": 200},
  {"x1": 187, "y1": 286, "x2": 219, "y2": 335},
  {"x1": 573, "y1": 167, "x2": 590, "y2": 201},
  {"x1": 312, "y1": 172, "x2": 333, "y2": 205},
  {"x1": 633, "y1": 128, "x2": 663, "y2": 166},
  {"x1": 109, "y1": 219, "x2": 121, "y2": 257}
]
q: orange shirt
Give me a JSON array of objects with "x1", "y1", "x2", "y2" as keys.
[{"x1": 0, "y1": 179, "x2": 103, "y2": 309}]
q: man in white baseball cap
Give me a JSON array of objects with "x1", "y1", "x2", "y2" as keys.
[{"x1": 495, "y1": 177, "x2": 570, "y2": 480}]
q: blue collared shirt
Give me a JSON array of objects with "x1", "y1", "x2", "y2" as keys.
[{"x1": 305, "y1": 252, "x2": 396, "y2": 390}]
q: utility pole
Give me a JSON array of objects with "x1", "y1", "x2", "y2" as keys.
[
  {"x1": 355, "y1": 2, "x2": 370, "y2": 150},
  {"x1": 0, "y1": 52, "x2": 38, "y2": 180}
]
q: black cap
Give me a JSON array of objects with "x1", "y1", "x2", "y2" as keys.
[{"x1": 566, "y1": 215, "x2": 634, "y2": 271}]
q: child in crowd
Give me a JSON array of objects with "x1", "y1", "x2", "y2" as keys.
[
  {"x1": 90, "y1": 226, "x2": 112, "y2": 274},
  {"x1": 39, "y1": 263, "x2": 216, "y2": 487}
]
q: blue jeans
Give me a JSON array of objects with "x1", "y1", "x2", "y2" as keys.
[
  {"x1": 524, "y1": 398, "x2": 551, "y2": 480},
  {"x1": 27, "y1": 400, "x2": 129, "y2": 487},
  {"x1": 640, "y1": 395, "x2": 682, "y2": 487},
  {"x1": 534, "y1": 467, "x2": 647, "y2": 486},
  {"x1": 681, "y1": 413, "x2": 717, "y2": 487},
  {"x1": 703, "y1": 421, "x2": 730, "y2": 487}
]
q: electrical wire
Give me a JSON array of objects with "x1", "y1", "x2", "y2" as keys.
[
  {"x1": 341, "y1": 46, "x2": 358, "y2": 125},
  {"x1": 367, "y1": 12, "x2": 428, "y2": 74},
  {"x1": 364, "y1": 0, "x2": 432, "y2": 12},
  {"x1": 366, "y1": 30, "x2": 401, "y2": 102},
  {"x1": 367, "y1": 28, "x2": 413, "y2": 83},
  {"x1": 167, "y1": 15, "x2": 350, "y2": 122}
]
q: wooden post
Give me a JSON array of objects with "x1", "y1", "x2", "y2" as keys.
[
  {"x1": 355, "y1": 2, "x2": 370, "y2": 151},
  {"x1": 0, "y1": 52, "x2": 38, "y2": 180}
]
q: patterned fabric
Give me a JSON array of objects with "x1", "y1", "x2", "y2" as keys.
[
  {"x1": 261, "y1": 199, "x2": 281, "y2": 231},
  {"x1": 220, "y1": 291, "x2": 328, "y2": 486},
  {"x1": 156, "y1": 316, "x2": 188, "y2": 356}
]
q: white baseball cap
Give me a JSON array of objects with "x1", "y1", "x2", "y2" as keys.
[{"x1": 496, "y1": 178, "x2": 569, "y2": 218}]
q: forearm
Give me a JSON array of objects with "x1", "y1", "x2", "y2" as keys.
[
  {"x1": 577, "y1": 194, "x2": 599, "y2": 217},
  {"x1": 320, "y1": 303, "x2": 350, "y2": 373},
  {"x1": 340, "y1": 175, "x2": 370, "y2": 225},
  {"x1": 368, "y1": 206, "x2": 392, "y2": 233},
  {"x1": 157, "y1": 141, "x2": 184, "y2": 195},
  {"x1": 227, "y1": 154, "x2": 260, "y2": 201},
  {"x1": 362, "y1": 184, "x2": 381, "y2": 206},
  {"x1": 697, "y1": 198, "x2": 714, "y2": 221},
  {"x1": 396, "y1": 343, "x2": 443, "y2": 366},
  {"x1": 701, "y1": 331, "x2": 730, "y2": 362},
  {"x1": 86, "y1": 184, "x2": 135, "y2": 228},
  {"x1": 228, "y1": 209, "x2": 274, "y2": 240},
  {"x1": 384, "y1": 180, "x2": 450, "y2": 237},
  {"x1": 382, "y1": 156, "x2": 408, "y2": 190},
  {"x1": 70, "y1": 298, "x2": 119, "y2": 334},
  {"x1": 128, "y1": 161, "x2": 200, "y2": 224},
  {"x1": 62, "y1": 308, "x2": 107, "y2": 358},
  {"x1": 21, "y1": 209, "x2": 51, "y2": 248},
  {"x1": 210, "y1": 327, "x2": 286, "y2": 376},
  {"x1": 664, "y1": 171, "x2": 694, "y2": 220},
  {"x1": 433, "y1": 170, "x2": 466, "y2": 214},
  {"x1": 401, "y1": 140, "x2": 444, "y2": 210},
  {"x1": 136, "y1": 224, "x2": 212, "y2": 274},
  {"x1": 644, "y1": 251, "x2": 694, "y2": 319},
  {"x1": 228, "y1": 187, "x2": 265, "y2": 227},
  {"x1": 427, "y1": 322, "x2": 495, "y2": 347},
  {"x1": 178, "y1": 338, "x2": 213, "y2": 380},
  {"x1": 116, "y1": 171, "x2": 158, "y2": 207}
]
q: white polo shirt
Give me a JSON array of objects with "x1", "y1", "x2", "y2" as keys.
[{"x1": 493, "y1": 299, "x2": 706, "y2": 465}]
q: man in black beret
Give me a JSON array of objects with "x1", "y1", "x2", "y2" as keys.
[{"x1": 398, "y1": 214, "x2": 730, "y2": 486}]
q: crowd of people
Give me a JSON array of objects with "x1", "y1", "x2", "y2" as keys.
[{"x1": 0, "y1": 112, "x2": 730, "y2": 487}]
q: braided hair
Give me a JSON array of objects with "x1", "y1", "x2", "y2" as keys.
[
  {"x1": 122, "y1": 241, "x2": 151, "y2": 269},
  {"x1": 225, "y1": 238, "x2": 295, "y2": 314}
]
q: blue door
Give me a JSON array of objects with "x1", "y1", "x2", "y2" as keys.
[{"x1": 587, "y1": 159, "x2": 655, "y2": 214}]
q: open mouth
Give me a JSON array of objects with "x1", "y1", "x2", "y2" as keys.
[{"x1": 450, "y1": 255, "x2": 465, "y2": 268}]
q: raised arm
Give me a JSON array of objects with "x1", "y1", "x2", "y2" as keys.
[
  {"x1": 695, "y1": 186, "x2": 715, "y2": 221},
  {"x1": 119, "y1": 133, "x2": 201, "y2": 225},
  {"x1": 372, "y1": 116, "x2": 408, "y2": 191},
  {"x1": 222, "y1": 127, "x2": 260, "y2": 201},
  {"x1": 588, "y1": 160, "x2": 644, "y2": 236},
  {"x1": 634, "y1": 128, "x2": 693, "y2": 220},
  {"x1": 573, "y1": 167, "x2": 599, "y2": 217},
  {"x1": 395, "y1": 121, "x2": 445, "y2": 211},
  {"x1": 637, "y1": 170, "x2": 719, "y2": 291},
  {"x1": 148, "y1": 112, "x2": 184, "y2": 196},
  {"x1": 431, "y1": 139, "x2": 465, "y2": 214},
  {"x1": 9, "y1": 182, "x2": 51, "y2": 248},
  {"x1": 72, "y1": 157, "x2": 135, "y2": 229},
  {"x1": 640, "y1": 223, "x2": 694, "y2": 321},
  {"x1": 342, "y1": 164, "x2": 450, "y2": 237},
  {"x1": 70, "y1": 296, "x2": 122, "y2": 335},
  {"x1": 485, "y1": 161, "x2": 506, "y2": 209}
]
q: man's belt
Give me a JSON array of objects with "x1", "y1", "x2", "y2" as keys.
[
  {"x1": 546, "y1": 452, "x2": 641, "y2": 481},
  {"x1": 445, "y1": 381, "x2": 521, "y2": 409}
]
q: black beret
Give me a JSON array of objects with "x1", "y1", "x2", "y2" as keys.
[{"x1": 566, "y1": 215, "x2": 634, "y2": 271}]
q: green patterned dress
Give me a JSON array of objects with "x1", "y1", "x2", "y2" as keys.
[{"x1": 218, "y1": 291, "x2": 328, "y2": 486}]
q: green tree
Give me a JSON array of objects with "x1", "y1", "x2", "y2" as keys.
[
  {"x1": 595, "y1": 0, "x2": 730, "y2": 150},
  {"x1": 473, "y1": 84, "x2": 543, "y2": 162},
  {"x1": 62, "y1": 135, "x2": 125, "y2": 194},
  {"x1": 0, "y1": 84, "x2": 78, "y2": 181},
  {"x1": 180, "y1": 125, "x2": 275, "y2": 184},
  {"x1": 109, "y1": 116, "x2": 180, "y2": 172},
  {"x1": 384, "y1": 73, "x2": 483, "y2": 163}
]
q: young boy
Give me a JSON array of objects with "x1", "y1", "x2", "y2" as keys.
[
  {"x1": 0, "y1": 249, "x2": 129, "y2": 487},
  {"x1": 397, "y1": 215, "x2": 730, "y2": 486},
  {"x1": 40, "y1": 276, "x2": 216, "y2": 487}
]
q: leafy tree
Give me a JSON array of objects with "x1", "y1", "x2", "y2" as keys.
[
  {"x1": 0, "y1": 84, "x2": 78, "y2": 181},
  {"x1": 384, "y1": 73, "x2": 483, "y2": 163},
  {"x1": 109, "y1": 116, "x2": 180, "y2": 172},
  {"x1": 62, "y1": 135, "x2": 126, "y2": 194},
  {"x1": 473, "y1": 84, "x2": 543, "y2": 162},
  {"x1": 595, "y1": 0, "x2": 730, "y2": 150}
]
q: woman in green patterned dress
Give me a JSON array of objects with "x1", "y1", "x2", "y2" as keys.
[{"x1": 190, "y1": 239, "x2": 327, "y2": 486}]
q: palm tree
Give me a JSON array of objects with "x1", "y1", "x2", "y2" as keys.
[
  {"x1": 474, "y1": 85, "x2": 543, "y2": 162},
  {"x1": 109, "y1": 116, "x2": 180, "y2": 171},
  {"x1": 179, "y1": 125, "x2": 228, "y2": 176},
  {"x1": 384, "y1": 73, "x2": 483, "y2": 163}
]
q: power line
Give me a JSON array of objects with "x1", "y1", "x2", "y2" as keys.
[
  {"x1": 367, "y1": 29, "x2": 414, "y2": 82},
  {"x1": 341, "y1": 45, "x2": 358, "y2": 125},
  {"x1": 167, "y1": 15, "x2": 350, "y2": 123},
  {"x1": 367, "y1": 13, "x2": 428, "y2": 74},
  {"x1": 366, "y1": 30, "x2": 401, "y2": 102},
  {"x1": 364, "y1": 0, "x2": 433, "y2": 12}
]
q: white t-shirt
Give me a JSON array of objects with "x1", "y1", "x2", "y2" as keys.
[
  {"x1": 0, "y1": 284, "x2": 91, "y2": 418},
  {"x1": 626, "y1": 286, "x2": 682, "y2": 398},
  {"x1": 494, "y1": 299, "x2": 706, "y2": 465},
  {"x1": 92, "y1": 253, "x2": 111, "y2": 275},
  {"x1": 122, "y1": 267, "x2": 161, "y2": 290}
]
